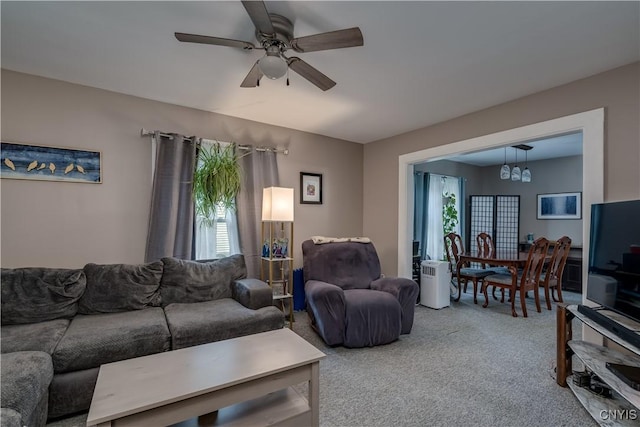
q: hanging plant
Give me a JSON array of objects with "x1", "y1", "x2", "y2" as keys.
[{"x1": 193, "y1": 142, "x2": 241, "y2": 218}]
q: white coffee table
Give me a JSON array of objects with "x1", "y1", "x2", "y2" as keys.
[{"x1": 86, "y1": 328, "x2": 325, "y2": 427}]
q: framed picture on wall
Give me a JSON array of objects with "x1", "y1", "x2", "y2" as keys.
[
  {"x1": 300, "y1": 172, "x2": 322, "y2": 204},
  {"x1": 0, "y1": 141, "x2": 102, "y2": 183},
  {"x1": 537, "y1": 192, "x2": 582, "y2": 220}
]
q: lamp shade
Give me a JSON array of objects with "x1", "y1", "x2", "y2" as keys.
[
  {"x1": 262, "y1": 187, "x2": 294, "y2": 222},
  {"x1": 258, "y1": 55, "x2": 288, "y2": 79},
  {"x1": 499, "y1": 147, "x2": 510, "y2": 180},
  {"x1": 511, "y1": 165, "x2": 521, "y2": 181},
  {"x1": 500, "y1": 164, "x2": 511, "y2": 180}
]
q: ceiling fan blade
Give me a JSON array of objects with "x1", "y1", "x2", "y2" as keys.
[
  {"x1": 287, "y1": 57, "x2": 336, "y2": 91},
  {"x1": 241, "y1": 0, "x2": 275, "y2": 36},
  {"x1": 175, "y1": 33, "x2": 255, "y2": 50},
  {"x1": 240, "y1": 61, "x2": 264, "y2": 88},
  {"x1": 290, "y1": 27, "x2": 363, "y2": 53}
]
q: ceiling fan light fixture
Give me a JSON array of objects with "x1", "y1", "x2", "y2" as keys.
[
  {"x1": 258, "y1": 45, "x2": 288, "y2": 79},
  {"x1": 258, "y1": 55, "x2": 288, "y2": 79},
  {"x1": 176, "y1": 1, "x2": 363, "y2": 90}
]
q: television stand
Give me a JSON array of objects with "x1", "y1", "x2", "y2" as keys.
[
  {"x1": 577, "y1": 305, "x2": 640, "y2": 349},
  {"x1": 557, "y1": 304, "x2": 640, "y2": 426},
  {"x1": 606, "y1": 363, "x2": 640, "y2": 391}
]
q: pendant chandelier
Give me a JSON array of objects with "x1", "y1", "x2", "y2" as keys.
[{"x1": 498, "y1": 145, "x2": 532, "y2": 183}]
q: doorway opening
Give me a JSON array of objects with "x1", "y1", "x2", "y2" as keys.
[{"x1": 398, "y1": 109, "x2": 604, "y2": 301}]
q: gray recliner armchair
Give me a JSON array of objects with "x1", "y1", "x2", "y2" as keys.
[{"x1": 302, "y1": 239, "x2": 419, "y2": 348}]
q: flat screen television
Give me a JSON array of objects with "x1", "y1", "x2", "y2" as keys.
[{"x1": 586, "y1": 199, "x2": 640, "y2": 324}]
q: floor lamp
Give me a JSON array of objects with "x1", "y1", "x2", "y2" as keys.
[{"x1": 261, "y1": 187, "x2": 294, "y2": 328}]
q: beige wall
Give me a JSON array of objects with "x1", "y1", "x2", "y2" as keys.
[
  {"x1": 3, "y1": 62, "x2": 638, "y2": 273},
  {"x1": 1, "y1": 70, "x2": 363, "y2": 268},
  {"x1": 364, "y1": 62, "x2": 640, "y2": 274}
]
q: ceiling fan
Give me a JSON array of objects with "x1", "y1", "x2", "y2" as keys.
[{"x1": 175, "y1": 0, "x2": 364, "y2": 91}]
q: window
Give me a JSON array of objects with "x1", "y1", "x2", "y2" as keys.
[
  {"x1": 195, "y1": 204, "x2": 239, "y2": 260},
  {"x1": 194, "y1": 140, "x2": 240, "y2": 260},
  {"x1": 425, "y1": 174, "x2": 462, "y2": 260}
]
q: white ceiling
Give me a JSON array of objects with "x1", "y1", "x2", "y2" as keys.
[
  {"x1": 2, "y1": 1, "x2": 638, "y2": 149},
  {"x1": 447, "y1": 132, "x2": 583, "y2": 167}
]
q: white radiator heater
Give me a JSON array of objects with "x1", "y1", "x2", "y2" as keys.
[{"x1": 420, "y1": 260, "x2": 451, "y2": 309}]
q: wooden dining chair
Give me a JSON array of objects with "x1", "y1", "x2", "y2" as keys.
[
  {"x1": 539, "y1": 236, "x2": 572, "y2": 310},
  {"x1": 481, "y1": 237, "x2": 550, "y2": 317},
  {"x1": 476, "y1": 232, "x2": 511, "y2": 301},
  {"x1": 444, "y1": 232, "x2": 493, "y2": 304}
]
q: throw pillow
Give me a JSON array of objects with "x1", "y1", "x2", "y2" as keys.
[
  {"x1": 1, "y1": 267, "x2": 86, "y2": 325},
  {"x1": 78, "y1": 261, "x2": 163, "y2": 314},
  {"x1": 159, "y1": 255, "x2": 247, "y2": 305}
]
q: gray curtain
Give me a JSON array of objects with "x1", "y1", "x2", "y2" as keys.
[
  {"x1": 413, "y1": 171, "x2": 430, "y2": 260},
  {"x1": 236, "y1": 149, "x2": 279, "y2": 277},
  {"x1": 145, "y1": 132, "x2": 197, "y2": 262}
]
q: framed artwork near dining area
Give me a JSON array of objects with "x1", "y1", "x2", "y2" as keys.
[{"x1": 537, "y1": 192, "x2": 582, "y2": 220}]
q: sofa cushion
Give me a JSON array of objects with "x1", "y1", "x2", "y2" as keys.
[
  {"x1": 160, "y1": 255, "x2": 247, "y2": 306},
  {"x1": 0, "y1": 351, "x2": 53, "y2": 427},
  {"x1": 302, "y1": 240, "x2": 382, "y2": 290},
  {"x1": 1, "y1": 267, "x2": 86, "y2": 325},
  {"x1": 343, "y1": 289, "x2": 401, "y2": 348},
  {"x1": 78, "y1": 261, "x2": 163, "y2": 314},
  {"x1": 164, "y1": 298, "x2": 284, "y2": 349},
  {"x1": 48, "y1": 368, "x2": 100, "y2": 419},
  {"x1": 1, "y1": 319, "x2": 69, "y2": 355},
  {"x1": 52, "y1": 308, "x2": 170, "y2": 373}
]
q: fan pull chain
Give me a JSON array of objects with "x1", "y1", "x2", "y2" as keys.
[
  {"x1": 286, "y1": 67, "x2": 290, "y2": 86},
  {"x1": 257, "y1": 79, "x2": 260, "y2": 87}
]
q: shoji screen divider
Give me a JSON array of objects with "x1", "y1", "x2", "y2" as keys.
[{"x1": 469, "y1": 195, "x2": 520, "y2": 260}]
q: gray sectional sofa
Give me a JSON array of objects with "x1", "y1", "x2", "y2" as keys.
[{"x1": 0, "y1": 255, "x2": 284, "y2": 426}]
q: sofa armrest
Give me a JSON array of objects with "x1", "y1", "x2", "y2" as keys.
[
  {"x1": 370, "y1": 276, "x2": 417, "y2": 297},
  {"x1": 232, "y1": 278, "x2": 273, "y2": 310},
  {"x1": 371, "y1": 276, "x2": 419, "y2": 334}
]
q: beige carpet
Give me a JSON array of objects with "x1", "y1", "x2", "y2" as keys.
[{"x1": 47, "y1": 289, "x2": 596, "y2": 427}]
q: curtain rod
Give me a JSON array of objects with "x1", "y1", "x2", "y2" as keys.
[{"x1": 140, "y1": 128, "x2": 289, "y2": 155}]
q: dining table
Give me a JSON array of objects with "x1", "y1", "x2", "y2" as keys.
[
  {"x1": 459, "y1": 251, "x2": 533, "y2": 267},
  {"x1": 453, "y1": 251, "x2": 534, "y2": 302}
]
